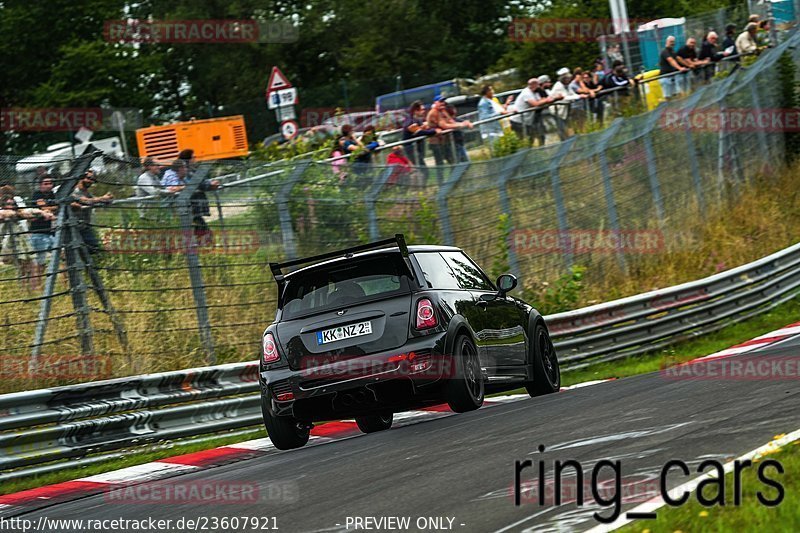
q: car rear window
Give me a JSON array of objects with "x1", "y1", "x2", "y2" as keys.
[{"x1": 281, "y1": 253, "x2": 410, "y2": 319}]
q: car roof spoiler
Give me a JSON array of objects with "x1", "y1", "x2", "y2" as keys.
[{"x1": 269, "y1": 234, "x2": 410, "y2": 283}]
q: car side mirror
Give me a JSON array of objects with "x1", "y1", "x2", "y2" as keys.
[{"x1": 496, "y1": 274, "x2": 517, "y2": 296}]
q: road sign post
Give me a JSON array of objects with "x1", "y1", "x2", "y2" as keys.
[{"x1": 266, "y1": 66, "x2": 299, "y2": 141}]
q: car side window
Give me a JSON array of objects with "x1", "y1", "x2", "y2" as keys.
[
  {"x1": 441, "y1": 252, "x2": 494, "y2": 291},
  {"x1": 413, "y1": 252, "x2": 461, "y2": 289}
]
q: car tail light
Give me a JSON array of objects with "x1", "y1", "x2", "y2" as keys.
[
  {"x1": 263, "y1": 333, "x2": 279, "y2": 363},
  {"x1": 276, "y1": 392, "x2": 294, "y2": 402},
  {"x1": 415, "y1": 298, "x2": 437, "y2": 330}
]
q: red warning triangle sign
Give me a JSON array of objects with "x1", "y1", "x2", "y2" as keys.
[{"x1": 267, "y1": 66, "x2": 292, "y2": 93}]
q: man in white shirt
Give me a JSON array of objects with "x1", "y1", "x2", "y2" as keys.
[
  {"x1": 135, "y1": 158, "x2": 162, "y2": 219},
  {"x1": 550, "y1": 68, "x2": 585, "y2": 120},
  {"x1": 735, "y1": 23, "x2": 759, "y2": 55},
  {"x1": 509, "y1": 78, "x2": 562, "y2": 143}
]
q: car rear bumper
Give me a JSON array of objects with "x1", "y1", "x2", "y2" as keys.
[{"x1": 262, "y1": 332, "x2": 449, "y2": 419}]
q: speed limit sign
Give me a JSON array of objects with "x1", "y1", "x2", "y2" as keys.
[{"x1": 281, "y1": 120, "x2": 298, "y2": 140}]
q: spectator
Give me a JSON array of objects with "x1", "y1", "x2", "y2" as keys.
[
  {"x1": 659, "y1": 36, "x2": 688, "y2": 100},
  {"x1": 510, "y1": 78, "x2": 561, "y2": 146},
  {"x1": 29, "y1": 175, "x2": 57, "y2": 287},
  {"x1": 444, "y1": 103, "x2": 469, "y2": 163},
  {"x1": 402, "y1": 101, "x2": 438, "y2": 179},
  {"x1": 386, "y1": 145, "x2": 417, "y2": 187},
  {"x1": 70, "y1": 171, "x2": 112, "y2": 254},
  {"x1": 592, "y1": 59, "x2": 607, "y2": 86},
  {"x1": 698, "y1": 31, "x2": 730, "y2": 81},
  {"x1": 426, "y1": 96, "x2": 473, "y2": 181},
  {"x1": 583, "y1": 70, "x2": 604, "y2": 123},
  {"x1": 536, "y1": 75, "x2": 552, "y2": 95},
  {"x1": 722, "y1": 24, "x2": 737, "y2": 54},
  {"x1": 477, "y1": 85, "x2": 512, "y2": 142},
  {"x1": 676, "y1": 37, "x2": 701, "y2": 92},
  {"x1": 135, "y1": 158, "x2": 162, "y2": 219},
  {"x1": 352, "y1": 125, "x2": 380, "y2": 174},
  {"x1": 757, "y1": 19, "x2": 771, "y2": 48},
  {"x1": 0, "y1": 196, "x2": 42, "y2": 288},
  {"x1": 329, "y1": 138, "x2": 348, "y2": 183},
  {"x1": 601, "y1": 60, "x2": 638, "y2": 114},
  {"x1": 735, "y1": 23, "x2": 759, "y2": 56},
  {"x1": 551, "y1": 68, "x2": 584, "y2": 137},
  {"x1": 177, "y1": 149, "x2": 219, "y2": 243}
]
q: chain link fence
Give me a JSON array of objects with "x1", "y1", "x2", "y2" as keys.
[{"x1": 0, "y1": 31, "x2": 798, "y2": 392}]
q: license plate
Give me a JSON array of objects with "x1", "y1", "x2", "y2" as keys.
[{"x1": 316, "y1": 321, "x2": 372, "y2": 345}]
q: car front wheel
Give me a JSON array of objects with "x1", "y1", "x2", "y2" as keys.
[
  {"x1": 261, "y1": 391, "x2": 310, "y2": 450},
  {"x1": 446, "y1": 334, "x2": 485, "y2": 412},
  {"x1": 525, "y1": 322, "x2": 561, "y2": 397}
]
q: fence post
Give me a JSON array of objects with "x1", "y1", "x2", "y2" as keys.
[
  {"x1": 496, "y1": 150, "x2": 529, "y2": 277},
  {"x1": 275, "y1": 161, "x2": 311, "y2": 261},
  {"x1": 213, "y1": 189, "x2": 228, "y2": 250},
  {"x1": 365, "y1": 167, "x2": 395, "y2": 241},
  {"x1": 678, "y1": 89, "x2": 709, "y2": 212},
  {"x1": 176, "y1": 164, "x2": 216, "y2": 363},
  {"x1": 549, "y1": 137, "x2": 578, "y2": 270},
  {"x1": 642, "y1": 109, "x2": 665, "y2": 223},
  {"x1": 31, "y1": 152, "x2": 98, "y2": 365},
  {"x1": 596, "y1": 120, "x2": 626, "y2": 270},
  {"x1": 749, "y1": 83, "x2": 770, "y2": 162},
  {"x1": 64, "y1": 213, "x2": 94, "y2": 356},
  {"x1": 436, "y1": 161, "x2": 471, "y2": 246}
]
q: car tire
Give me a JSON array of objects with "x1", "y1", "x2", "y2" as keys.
[
  {"x1": 261, "y1": 392, "x2": 310, "y2": 450},
  {"x1": 525, "y1": 322, "x2": 561, "y2": 397},
  {"x1": 355, "y1": 412, "x2": 393, "y2": 433},
  {"x1": 445, "y1": 334, "x2": 485, "y2": 413}
]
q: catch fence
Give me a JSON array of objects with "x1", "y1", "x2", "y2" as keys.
[{"x1": 0, "y1": 31, "x2": 797, "y2": 389}]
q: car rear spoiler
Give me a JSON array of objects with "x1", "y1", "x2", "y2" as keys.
[{"x1": 269, "y1": 234, "x2": 410, "y2": 283}]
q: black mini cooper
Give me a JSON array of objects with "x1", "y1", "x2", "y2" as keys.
[{"x1": 261, "y1": 235, "x2": 560, "y2": 449}]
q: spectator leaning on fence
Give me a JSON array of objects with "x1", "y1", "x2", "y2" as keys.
[
  {"x1": 659, "y1": 36, "x2": 688, "y2": 100},
  {"x1": 135, "y1": 158, "x2": 162, "y2": 220},
  {"x1": 477, "y1": 85, "x2": 513, "y2": 141},
  {"x1": 510, "y1": 77, "x2": 560, "y2": 147},
  {"x1": 735, "y1": 22, "x2": 759, "y2": 56},
  {"x1": 676, "y1": 37, "x2": 702, "y2": 92},
  {"x1": 698, "y1": 31, "x2": 730, "y2": 81},
  {"x1": 402, "y1": 101, "x2": 438, "y2": 178},
  {"x1": 29, "y1": 175, "x2": 57, "y2": 287},
  {"x1": 71, "y1": 170, "x2": 113, "y2": 254},
  {"x1": 426, "y1": 95, "x2": 473, "y2": 180}
]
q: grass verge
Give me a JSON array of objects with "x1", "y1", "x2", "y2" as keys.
[{"x1": 622, "y1": 437, "x2": 800, "y2": 532}]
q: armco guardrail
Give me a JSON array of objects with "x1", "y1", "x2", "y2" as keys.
[{"x1": 2, "y1": 241, "x2": 800, "y2": 479}]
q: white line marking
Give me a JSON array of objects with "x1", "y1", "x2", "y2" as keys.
[
  {"x1": 585, "y1": 427, "x2": 800, "y2": 532},
  {"x1": 753, "y1": 325, "x2": 800, "y2": 340},
  {"x1": 77, "y1": 461, "x2": 197, "y2": 484}
]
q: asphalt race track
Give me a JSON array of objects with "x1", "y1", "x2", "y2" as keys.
[{"x1": 10, "y1": 335, "x2": 800, "y2": 532}]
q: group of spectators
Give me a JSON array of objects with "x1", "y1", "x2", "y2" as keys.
[
  {"x1": 135, "y1": 148, "x2": 220, "y2": 238},
  {"x1": 659, "y1": 14, "x2": 772, "y2": 99},
  {"x1": 0, "y1": 170, "x2": 112, "y2": 290},
  {"x1": 0, "y1": 148, "x2": 222, "y2": 289}
]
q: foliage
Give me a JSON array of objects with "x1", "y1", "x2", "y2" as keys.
[
  {"x1": 524, "y1": 265, "x2": 587, "y2": 314},
  {"x1": 490, "y1": 213, "x2": 512, "y2": 279},
  {"x1": 491, "y1": 130, "x2": 528, "y2": 158}
]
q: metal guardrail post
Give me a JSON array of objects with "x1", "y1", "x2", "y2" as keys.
[
  {"x1": 435, "y1": 162, "x2": 471, "y2": 246},
  {"x1": 549, "y1": 137, "x2": 577, "y2": 270},
  {"x1": 496, "y1": 150, "x2": 528, "y2": 277},
  {"x1": 176, "y1": 165, "x2": 216, "y2": 363},
  {"x1": 365, "y1": 167, "x2": 395, "y2": 241},
  {"x1": 31, "y1": 153, "x2": 97, "y2": 364},
  {"x1": 275, "y1": 161, "x2": 311, "y2": 261}
]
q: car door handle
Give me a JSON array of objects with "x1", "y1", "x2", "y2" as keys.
[{"x1": 475, "y1": 300, "x2": 488, "y2": 310}]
